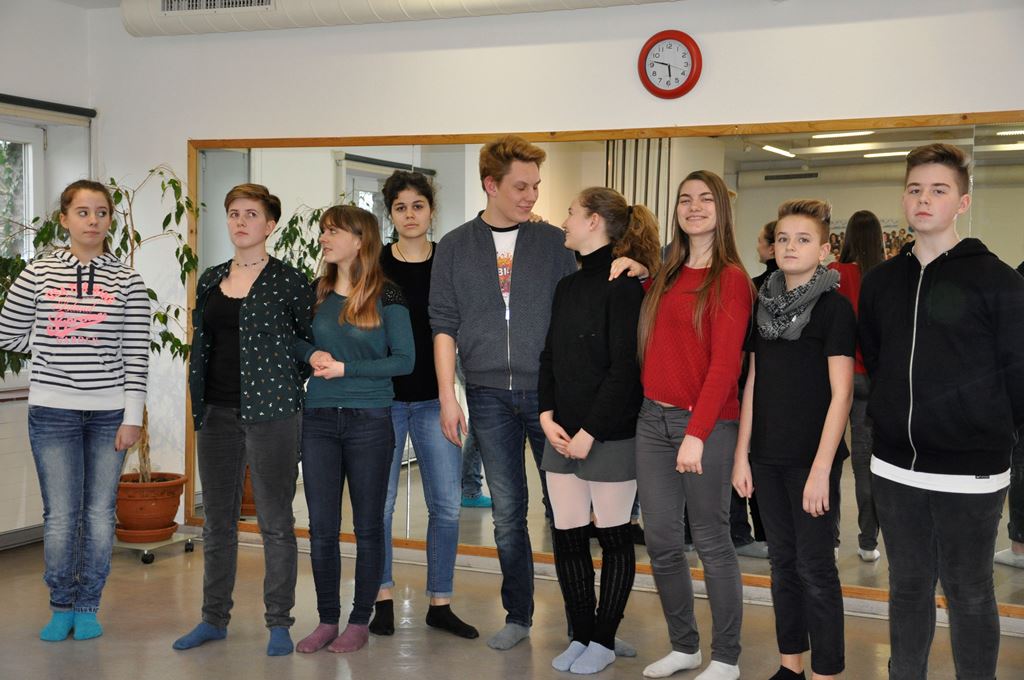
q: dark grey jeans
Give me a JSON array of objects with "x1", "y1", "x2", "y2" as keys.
[
  {"x1": 196, "y1": 405, "x2": 300, "y2": 628},
  {"x1": 635, "y1": 399, "x2": 743, "y2": 665},
  {"x1": 874, "y1": 473, "x2": 1006, "y2": 680}
]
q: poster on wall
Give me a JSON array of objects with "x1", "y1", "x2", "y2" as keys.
[{"x1": 830, "y1": 217, "x2": 912, "y2": 261}]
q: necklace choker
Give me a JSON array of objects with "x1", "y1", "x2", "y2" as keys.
[{"x1": 233, "y1": 256, "x2": 267, "y2": 268}]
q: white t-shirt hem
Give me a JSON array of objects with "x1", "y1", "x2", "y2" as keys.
[{"x1": 870, "y1": 456, "x2": 1010, "y2": 494}]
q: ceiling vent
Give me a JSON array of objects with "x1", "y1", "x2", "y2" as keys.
[
  {"x1": 764, "y1": 172, "x2": 820, "y2": 181},
  {"x1": 161, "y1": 1, "x2": 273, "y2": 10},
  {"x1": 124, "y1": 0, "x2": 675, "y2": 36}
]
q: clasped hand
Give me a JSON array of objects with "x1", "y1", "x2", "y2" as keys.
[{"x1": 309, "y1": 350, "x2": 345, "y2": 379}]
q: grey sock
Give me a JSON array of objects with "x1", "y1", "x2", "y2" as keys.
[
  {"x1": 552, "y1": 640, "x2": 587, "y2": 671},
  {"x1": 614, "y1": 636, "x2": 637, "y2": 657},
  {"x1": 570, "y1": 641, "x2": 616, "y2": 674},
  {"x1": 486, "y1": 623, "x2": 530, "y2": 650}
]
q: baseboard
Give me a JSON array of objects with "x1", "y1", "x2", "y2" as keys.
[{"x1": 0, "y1": 524, "x2": 43, "y2": 551}]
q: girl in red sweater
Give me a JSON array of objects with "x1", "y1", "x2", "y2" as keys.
[{"x1": 635, "y1": 170, "x2": 752, "y2": 680}]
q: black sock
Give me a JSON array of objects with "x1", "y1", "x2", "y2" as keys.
[
  {"x1": 593, "y1": 523, "x2": 636, "y2": 649},
  {"x1": 552, "y1": 525, "x2": 597, "y2": 645},
  {"x1": 425, "y1": 604, "x2": 479, "y2": 639},
  {"x1": 768, "y1": 667, "x2": 806, "y2": 680},
  {"x1": 369, "y1": 599, "x2": 394, "y2": 636}
]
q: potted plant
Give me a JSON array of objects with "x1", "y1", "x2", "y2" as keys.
[{"x1": 0, "y1": 165, "x2": 199, "y2": 543}]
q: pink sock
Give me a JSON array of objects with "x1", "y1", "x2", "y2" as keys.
[
  {"x1": 328, "y1": 623, "x2": 369, "y2": 653},
  {"x1": 295, "y1": 623, "x2": 339, "y2": 653}
]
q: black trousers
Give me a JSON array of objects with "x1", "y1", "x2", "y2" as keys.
[{"x1": 752, "y1": 461, "x2": 844, "y2": 676}]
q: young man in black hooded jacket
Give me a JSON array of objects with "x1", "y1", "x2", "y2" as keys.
[{"x1": 858, "y1": 143, "x2": 1024, "y2": 680}]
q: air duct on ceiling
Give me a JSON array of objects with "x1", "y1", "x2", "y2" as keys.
[{"x1": 122, "y1": 0, "x2": 676, "y2": 37}]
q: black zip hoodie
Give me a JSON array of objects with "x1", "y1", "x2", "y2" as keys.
[{"x1": 858, "y1": 238, "x2": 1024, "y2": 476}]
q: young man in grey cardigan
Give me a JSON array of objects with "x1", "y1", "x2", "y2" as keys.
[{"x1": 430, "y1": 136, "x2": 577, "y2": 650}]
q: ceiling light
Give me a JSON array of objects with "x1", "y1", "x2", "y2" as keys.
[
  {"x1": 864, "y1": 151, "x2": 911, "y2": 158},
  {"x1": 762, "y1": 145, "x2": 796, "y2": 158},
  {"x1": 995, "y1": 129, "x2": 1024, "y2": 136},
  {"x1": 811, "y1": 131, "x2": 874, "y2": 139}
]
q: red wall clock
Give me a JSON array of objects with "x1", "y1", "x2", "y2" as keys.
[{"x1": 638, "y1": 30, "x2": 703, "y2": 99}]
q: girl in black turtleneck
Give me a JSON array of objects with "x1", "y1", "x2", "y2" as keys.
[{"x1": 538, "y1": 187, "x2": 661, "y2": 675}]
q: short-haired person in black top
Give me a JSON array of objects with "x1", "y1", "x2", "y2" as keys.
[
  {"x1": 176, "y1": 184, "x2": 317, "y2": 656},
  {"x1": 733, "y1": 200, "x2": 855, "y2": 680},
  {"x1": 369, "y1": 171, "x2": 478, "y2": 640},
  {"x1": 538, "y1": 187, "x2": 660, "y2": 675}
]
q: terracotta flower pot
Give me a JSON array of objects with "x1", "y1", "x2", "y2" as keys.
[{"x1": 115, "y1": 472, "x2": 187, "y2": 543}]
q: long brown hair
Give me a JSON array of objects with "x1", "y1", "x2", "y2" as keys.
[
  {"x1": 637, "y1": 170, "x2": 751, "y2": 363},
  {"x1": 576, "y1": 187, "x2": 661, "y2": 277},
  {"x1": 839, "y1": 209, "x2": 884, "y2": 274},
  {"x1": 314, "y1": 205, "x2": 386, "y2": 329}
]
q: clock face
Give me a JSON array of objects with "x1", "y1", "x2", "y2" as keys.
[
  {"x1": 637, "y1": 30, "x2": 703, "y2": 99},
  {"x1": 643, "y1": 39, "x2": 693, "y2": 91}
]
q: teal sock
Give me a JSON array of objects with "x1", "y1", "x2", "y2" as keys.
[
  {"x1": 267, "y1": 627, "x2": 293, "y2": 656},
  {"x1": 72, "y1": 612, "x2": 103, "y2": 640},
  {"x1": 173, "y1": 622, "x2": 227, "y2": 650},
  {"x1": 40, "y1": 611, "x2": 75, "y2": 642}
]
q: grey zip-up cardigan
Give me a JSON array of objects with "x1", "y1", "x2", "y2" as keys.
[{"x1": 429, "y1": 215, "x2": 578, "y2": 391}]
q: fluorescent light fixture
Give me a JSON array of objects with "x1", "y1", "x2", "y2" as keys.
[
  {"x1": 995, "y1": 129, "x2": 1024, "y2": 136},
  {"x1": 864, "y1": 151, "x2": 911, "y2": 158},
  {"x1": 811, "y1": 131, "x2": 874, "y2": 139},
  {"x1": 762, "y1": 145, "x2": 796, "y2": 158}
]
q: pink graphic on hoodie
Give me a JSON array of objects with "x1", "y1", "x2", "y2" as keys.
[{"x1": 44, "y1": 284, "x2": 113, "y2": 345}]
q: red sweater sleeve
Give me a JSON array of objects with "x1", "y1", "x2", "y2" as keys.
[{"x1": 684, "y1": 267, "x2": 752, "y2": 440}]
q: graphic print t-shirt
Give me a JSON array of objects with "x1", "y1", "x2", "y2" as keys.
[{"x1": 491, "y1": 226, "x2": 519, "y2": 311}]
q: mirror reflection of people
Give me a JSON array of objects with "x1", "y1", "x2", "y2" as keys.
[
  {"x1": 994, "y1": 261, "x2": 1024, "y2": 570},
  {"x1": 539, "y1": 188, "x2": 660, "y2": 674},
  {"x1": 634, "y1": 171, "x2": 752, "y2": 680},
  {"x1": 294, "y1": 206, "x2": 414, "y2": 654},
  {"x1": 827, "y1": 210, "x2": 884, "y2": 563},
  {"x1": 369, "y1": 171, "x2": 477, "y2": 640},
  {"x1": 730, "y1": 219, "x2": 779, "y2": 560},
  {"x1": 734, "y1": 200, "x2": 855, "y2": 680},
  {"x1": 860, "y1": 144, "x2": 1024, "y2": 679},
  {"x1": 175, "y1": 184, "x2": 314, "y2": 656},
  {"x1": 0, "y1": 180, "x2": 149, "y2": 642},
  {"x1": 429, "y1": 136, "x2": 578, "y2": 650}
]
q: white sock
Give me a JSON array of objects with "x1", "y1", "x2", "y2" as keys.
[
  {"x1": 694, "y1": 660, "x2": 740, "y2": 680},
  {"x1": 552, "y1": 640, "x2": 587, "y2": 671},
  {"x1": 643, "y1": 650, "x2": 702, "y2": 678}
]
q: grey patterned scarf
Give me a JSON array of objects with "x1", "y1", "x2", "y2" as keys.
[{"x1": 756, "y1": 265, "x2": 839, "y2": 340}]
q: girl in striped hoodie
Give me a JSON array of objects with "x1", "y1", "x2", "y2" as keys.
[{"x1": 0, "y1": 180, "x2": 150, "y2": 642}]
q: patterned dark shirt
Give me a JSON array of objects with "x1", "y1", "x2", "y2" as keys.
[{"x1": 189, "y1": 257, "x2": 315, "y2": 429}]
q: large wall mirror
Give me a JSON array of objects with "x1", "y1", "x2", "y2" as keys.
[{"x1": 184, "y1": 112, "x2": 1024, "y2": 614}]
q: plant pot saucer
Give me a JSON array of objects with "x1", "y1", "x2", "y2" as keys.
[{"x1": 116, "y1": 522, "x2": 178, "y2": 544}]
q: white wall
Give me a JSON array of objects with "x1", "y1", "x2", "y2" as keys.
[
  {"x1": 17, "y1": 0, "x2": 1022, "y2": 476},
  {"x1": 0, "y1": 0, "x2": 90, "y2": 106}
]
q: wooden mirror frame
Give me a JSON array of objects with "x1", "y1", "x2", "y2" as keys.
[{"x1": 183, "y1": 109, "x2": 1024, "y2": 618}]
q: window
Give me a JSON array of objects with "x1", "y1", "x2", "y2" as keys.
[{"x1": 0, "y1": 122, "x2": 44, "y2": 261}]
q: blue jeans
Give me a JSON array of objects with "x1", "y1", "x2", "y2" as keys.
[
  {"x1": 464, "y1": 384, "x2": 549, "y2": 627},
  {"x1": 874, "y1": 473, "x2": 1006, "y2": 680},
  {"x1": 381, "y1": 399, "x2": 461, "y2": 597},
  {"x1": 28, "y1": 406, "x2": 126, "y2": 613},
  {"x1": 301, "y1": 407, "x2": 394, "y2": 625}
]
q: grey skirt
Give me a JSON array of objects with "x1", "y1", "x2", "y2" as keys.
[{"x1": 540, "y1": 436, "x2": 637, "y2": 482}]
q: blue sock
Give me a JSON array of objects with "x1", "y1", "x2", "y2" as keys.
[
  {"x1": 267, "y1": 627, "x2": 293, "y2": 656},
  {"x1": 173, "y1": 622, "x2": 227, "y2": 650},
  {"x1": 40, "y1": 611, "x2": 75, "y2": 642},
  {"x1": 72, "y1": 612, "x2": 103, "y2": 640}
]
